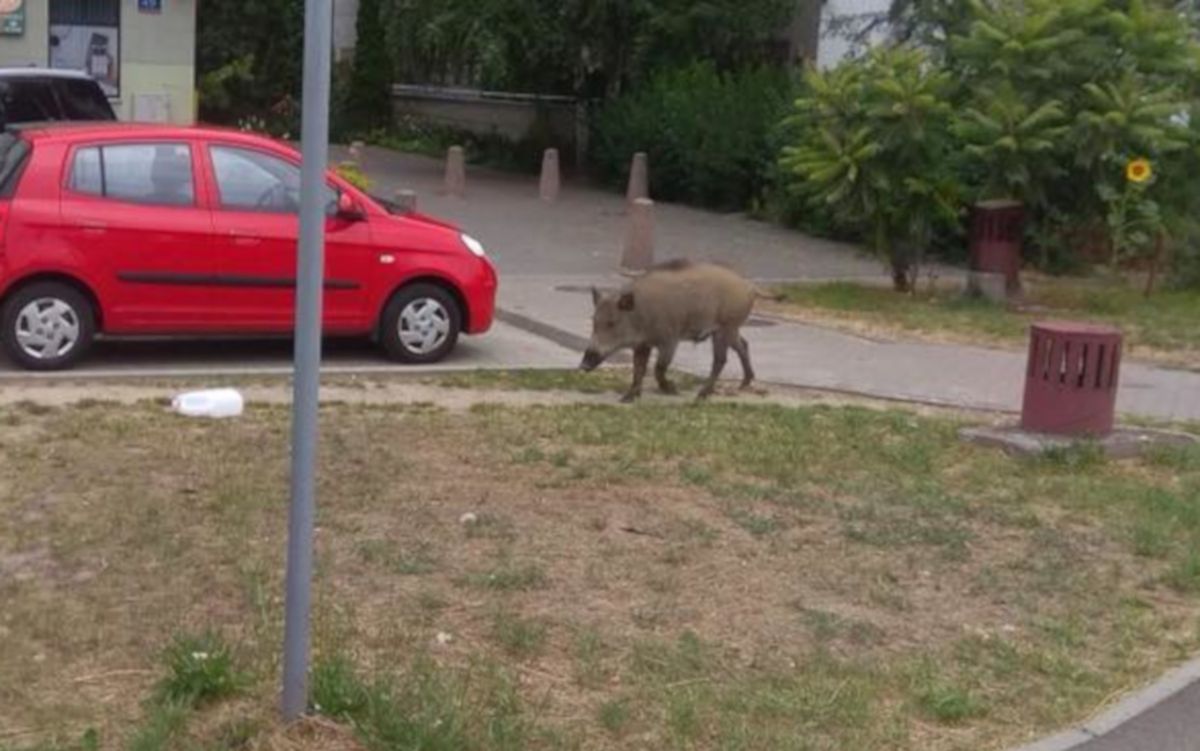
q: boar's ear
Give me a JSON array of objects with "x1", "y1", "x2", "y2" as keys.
[
  {"x1": 618, "y1": 291, "x2": 635, "y2": 311},
  {"x1": 591, "y1": 286, "x2": 601, "y2": 307}
]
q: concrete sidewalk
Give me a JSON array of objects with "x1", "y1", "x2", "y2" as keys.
[
  {"x1": 348, "y1": 146, "x2": 901, "y2": 280},
  {"x1": 348, "y1": 147, "x2": 1198, "y2": 422},
  {"x1": 498, "y1": 275, "x2": 1200, "y2": 423}
]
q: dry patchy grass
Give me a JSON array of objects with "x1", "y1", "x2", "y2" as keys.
[{"x1": 1, "y1": 396, "x2": 1199, "y2": 750}]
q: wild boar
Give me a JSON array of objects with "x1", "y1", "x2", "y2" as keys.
[{"x1": 579, "y1": 259, "x2": 773, "y2": 402}]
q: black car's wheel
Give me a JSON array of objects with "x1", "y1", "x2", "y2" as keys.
[
  {"x1": 1, "y1": 282, "x2": 96, "y2": 371},
  {"x1": 379, "y1": 283, "x2": 461, "y2": 364}
]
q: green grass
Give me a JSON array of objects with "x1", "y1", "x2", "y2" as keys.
[
  {"x1": 460, "y1": 560, "x2": 549, "y2": 592},
  {"x1": 436, "y1": 368, "x2": 703, "y2": 394},
  {"x1": 357, "y1": 539, "x2": 440, "y2": 575},
  {"x1": 156, "y1": 632, "x2": 246, "y2": 709},
  {"x1": 775, "y1": 279, "x2": 1200, "y2": 366},
  {"x1": 491, "y1": 611, "x2": 549, "y2": 659},
  {"x1": 312, "y1": 654, "x2": 548, "y2": 751},
  {"x1": 597, "y1": 699, "x2": 631, "y2": 735}
]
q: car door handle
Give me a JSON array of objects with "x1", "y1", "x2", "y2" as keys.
[
  {"x1": 80, "y1": 221, "x2": 107, "y2": 234},
  {"x1": 228, "y1": 230, "x2": 261, "y2": 247}
]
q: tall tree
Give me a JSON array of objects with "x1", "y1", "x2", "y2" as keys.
[{"x1": 347, "y1": 0, "x2": 394, "y2": 131}]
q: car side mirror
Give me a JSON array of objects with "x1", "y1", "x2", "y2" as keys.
[{"x1": 336, "y1": 192, "x2": 365, "y2": 221}]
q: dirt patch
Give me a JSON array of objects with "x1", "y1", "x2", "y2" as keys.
[{"x1": 0, "y1": 373, "x2": 1007, "y2": 419}]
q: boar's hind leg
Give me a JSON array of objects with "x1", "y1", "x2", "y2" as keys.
[
  {"x1": 655, "y1": 341, "x2": 680, "y2": 395},
  {"x1": 697, "y1": 330, "x2": 731, "y2": 400},
  {"x1": 621, "y1": 345, "x2": 652, "y2": 403},
  {"x1": 731, "y1": 335, "x2": 755, "y2": 389}
]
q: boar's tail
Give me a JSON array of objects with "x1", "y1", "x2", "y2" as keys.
[{"x1": 753, "y1": 286, "x2": 784, "y2": 302}]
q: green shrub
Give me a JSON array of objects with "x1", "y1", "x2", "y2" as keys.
[
  {"x1": 590, "y1": 63, "x2": 795, "y2": 211},
  {"x1": 779, "y1": 47, "x2": 961, "y2": 291}
]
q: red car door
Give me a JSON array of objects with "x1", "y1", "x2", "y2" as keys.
[
  {"x1": 59, "y1": 140, "x2": 216, "y2": 331},
  {"x1": 202, "y1": 143, "x2": 374, "y2": 332}
]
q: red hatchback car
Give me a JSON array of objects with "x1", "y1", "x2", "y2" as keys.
[{"x1": 0, "y1": 123, "x2": 497, "y2": 370}]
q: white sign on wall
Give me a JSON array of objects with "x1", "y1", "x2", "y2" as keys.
[{"x1": 49, "y1": 24, "x2": 120, "y2": 98}]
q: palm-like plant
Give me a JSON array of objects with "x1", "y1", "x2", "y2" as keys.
[
  {"x1": 953, "y1": 84, "x2": 1069, "y2": 207},
  {"x1": 1075, "y1": 73, "x2": 1190, "y2": 168},
  {"x1": 781, "y1": 47, "x2": 958, "y2": 291}
]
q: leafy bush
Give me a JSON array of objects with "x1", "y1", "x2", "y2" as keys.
[
  {"x1": 196, "y1": 0, "x2": 303, "y2": 128},
  {"x1": 385, "y1": 0, "x2": 794, "y2": 97},
  {"x1": 780, "y1": 47, "x2": 960, "y2": 290},
  {"x1": 779, "y1": 0, "x2": 1200, "y2": 286},
  {"x1": 591, "y1": 63, "x2": 795, "y2": 211}
]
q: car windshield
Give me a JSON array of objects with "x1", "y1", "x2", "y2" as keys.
[
  {"x1": 55, "y1": 79, "x2": 116, "y2": 120},
  {"x1": 0, "y1": 79, "x2": 59, "y2": 124}
]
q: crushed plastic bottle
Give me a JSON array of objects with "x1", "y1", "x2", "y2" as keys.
[{"x1": 171, "y1": 388, "x2": 245, "y2": 418}]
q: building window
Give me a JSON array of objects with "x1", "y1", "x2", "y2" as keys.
[{"x1": 49, "y1": 0, "x2": 120, "y2": 98}]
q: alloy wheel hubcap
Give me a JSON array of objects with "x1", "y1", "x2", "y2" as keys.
[
  {"x1": 398, "y1": 298, "x2": 451, "y2": 355},
  {"x1": 15, "y1": 298, "x2": 80, "y2": 360}
]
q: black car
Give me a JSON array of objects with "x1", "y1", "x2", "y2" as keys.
[{"x1": 0, "y1": 68, "x2": 116, "y2": 127}]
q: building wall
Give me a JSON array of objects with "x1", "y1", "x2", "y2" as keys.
[
  {"x1": 0, "y1": 0, "x2": 196, "y2": 124},
  {"x1": 333, "y1": 0, "x2": 359, "y2": 62},
  {"x1": 783, "y1": 0, "x2": 823, "y2": 64},
  {"x1": 817, "y1": 0, "x2": 892, "y2": 69},
  {"x1": 0, "y1": 1, "x2": 49, "y2": 66},
  {"x1": 117, "y1": 0, "x2": 196, "y2": 123}
]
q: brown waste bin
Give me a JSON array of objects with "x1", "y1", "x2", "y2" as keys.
[
  {"x1": 969, "y1": 200, "x2": 1024, "y2": 296},
  {"x1": 1020, "y1": 322, "x2": 1122, "y2": 436}
]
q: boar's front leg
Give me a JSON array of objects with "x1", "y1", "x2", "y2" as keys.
[
  {"x1": 621, "y1": 345, "x2": 652, "y2": 403},
  {"x1": 655, "y1": 340, "x2": 680, "y2": 395},
  {"x1": 697, "y1": 330, "x2": 731, "y2": 400}
]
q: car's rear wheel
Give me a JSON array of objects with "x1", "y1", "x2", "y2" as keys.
[
  {"x1": 1, "y1": 282, "x2": 96, "y2": 371},
  {"x1": 379, "y1": 283, "x2": 461, "y2": 364}
]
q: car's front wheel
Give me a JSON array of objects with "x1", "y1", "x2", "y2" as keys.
[
  {"x1": 379, "y1": 283, "x2": 462, "y2": 364},
  {"x1": 1, "y1": 282, "x2": 96, "y2": 371}
]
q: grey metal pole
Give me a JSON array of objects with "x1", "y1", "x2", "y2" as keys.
[{"x1": 282, "y1": 0, "x2": 333, "y2": 723}]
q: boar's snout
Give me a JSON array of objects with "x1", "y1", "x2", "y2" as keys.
[{"x1": 580, "y1": 349, "x2": 603, "y2": 372}]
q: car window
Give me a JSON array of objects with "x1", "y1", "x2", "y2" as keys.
[
  {"x1": 0, "y1": 133, "x2": 31, "y2": 198},
  {"x1": 67, "y1": 143, "x2": 195, "y2": 207},
  {"x1": 69, "y1": 146, "x2": 103, "y2": 195},
  {"x1": 210, "y1": 146, "x2": 336, "y2": 214},
  {"x1": 55, "y1": 79, "x2": 116, "y2": 121}
]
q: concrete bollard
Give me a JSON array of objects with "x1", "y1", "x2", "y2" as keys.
[
  {"x1": 626, "y1": 152, "x2": 648, "y2": 203},
  {"x1": 539, "y1": 148, "x2": 561, "y2": 202},
  {"x1": 621, "y1": 198, "x2": 655, "y2": 272},
  {"x1": 444, "y1": 145, "x2": 466, "y2": 197},
  {"x1": 966, "y1": 271, "x2": 1008, "y2": 304},
  {"x1": 349, "y1": 140, "x2": 365, "y2": 166},
  {"x1": 394, "y1": 189, "x2": 418, "y2": 214}
]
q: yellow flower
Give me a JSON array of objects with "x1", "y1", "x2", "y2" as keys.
[{"x1": 1126, "y1": 158, "x2": 1153, "y2": 184}]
